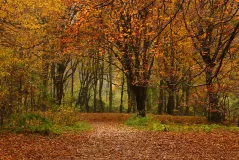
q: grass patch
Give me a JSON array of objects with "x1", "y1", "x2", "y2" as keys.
[
  {"x1": 125, "y1": 115, "x2": 239, "y2": 132},
  {"x1": 125, "y1": 116, "x2": 169, "y2": 131},
  {"x1": 61, "y1": 122, "x2": 92, "y2": 132},
  {"x1": 8, "y1": 113, "x2": 60, "y2": 135},
  {"x1": 5, "y1": 111, "x2": 92, "y2": 135},
  {"x1": 168, "y1": 123, "x2": 239, "y2": 132}
]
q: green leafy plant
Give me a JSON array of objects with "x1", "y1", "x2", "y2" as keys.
[
  {"x1": 9, "y1": 113, "x2": 59, "y2": 135},
  {"x1": 125, "y1": 116, "x2": 152, "y2": 126},
  {"x1": 125, "y1": 115, "x2": 239, "y2": 132},
  {"x1": 47, "y1": 110, "x2": 92, "y2": 133},
  {"x1": 125, "y1": 115, "x2": 168, "y2": 131},
  {"x1": 48, "y1": 109, "x2": 79, "y2": 126},
  {"x1": 62, "y1": 122, "x2": 92, "y2": 132}
]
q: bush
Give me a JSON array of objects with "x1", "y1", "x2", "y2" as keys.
[
  {"x1": 9, "y1": 113, "x2": 59, "y2": 135},
  {"x1": 7, "y1": 111, "x2": 92, "y2": 134},
  {"x1": 47, "y1": 110, "x2": 92, "y2": 132},
  {"x1": 48, "y1": 109, "x2": 80, "y2": 126}
]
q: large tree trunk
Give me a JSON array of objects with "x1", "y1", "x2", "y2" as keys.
[
  {"x1": 132, "y1": 85, "x2": 147, "y2": 117},
  {"x1": 206, "y1": 67, "x2": 221, "y2": 123},
  {"x1": 167, "y1": 87, "x2": 175, "y2": 115}
]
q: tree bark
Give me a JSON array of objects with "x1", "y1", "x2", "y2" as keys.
[
  {"x1": 98, "y1": 61, "x2": 104, "y2": 112},
  {"x1": 108, "y1": 50, "x2": 113, "y2": 112},
  {"x1": 185, "y1": 83, "x2": 190, "y2": 116},
  {"x1": 120, "y1": 73, "x2": 124, "y2": 113},
  {"x1": 42, "y1": 59, "x2": 49, "y2": 111},
  {"x1": 158, "y1": 80, "x2": 164, "y2": 114},
  {"x1": 167, "y1": 85, "x2": 175, "y2": 115},
  {"x1": 132, "y1": 85, "x2": 147, "y2": 117},
  {"x1": 127, "y1": 79, "x2": 132, "y2": 113},
  {"x1": 53, "y1": 63, "x2": 66, "y2": 106},
  {"x1": 71, "y1": 60, "x2": 74, "y2": 106},
  {"x1": 206, "y1": 66, "x2": 221, "y2": 122}
]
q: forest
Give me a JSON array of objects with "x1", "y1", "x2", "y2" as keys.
[{"x1": 0, "y1": 0, "x2": 239, "y2": 159}]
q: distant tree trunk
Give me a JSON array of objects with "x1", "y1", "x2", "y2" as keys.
[
  {"x1": 237, "y1": 116, "x2": 239, "y2": 127},
  {"x1": 120, "y1": 73, "x2": 124, "y2": 113},
  {"x1": 167, "y1": 86, "x2": 175, "y2": 115},
  {"x1": 93, "y1": 81, "x2": 98, "y2": 112},
  {"x1": 85, "y1": 93, "x2": 90, "y2": 113},
  {"x1": 93, "y1": 52, "x2": 99, "y2": 112},
  {"x1": 185, "y1": 84, "x2": 190, "y2": 116},
  {"x1": 42, "y1": 59, "x2": 49, "y2": 111},
  {"x1": 164, "y1": 91, "x2": 167, "y2": 113},
  {"x1": 71, "y1": 60, "x2": 74, "y2": 106},
  {"x1": 158, "y1": 80, "x2": 164, "y2": 114},
  {"x1": 93, "y1": 80, "x2": 98, "y2": 112},
  {"x1": 18, "y1": 78, "x2": 22, "y2": 113},
  {"x1": 176, "y1": 92, "x2": 180, "y2": 110},
  {"x1": 98, "y1": 61, "x2": 104, "y2": 112},
  {"x1": 108, "y1": 50, "x2": 113, "y2": 112},
  {"x1": 146, "y1": 88, "x2": 152, "y2": 112},
  {"x1": 0, "y1": 111, "x2": 3, "y2": 126},
  {"x1": 132, "y1": 92, "x2": 136, "y2": 113},
  {"x1": 51, "y1": 64, "x2": 56, "y2": 100}
]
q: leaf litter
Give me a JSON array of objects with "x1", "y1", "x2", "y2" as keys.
[{"x1": 0, "y1": 114, "x2": 239, "y2": 160}]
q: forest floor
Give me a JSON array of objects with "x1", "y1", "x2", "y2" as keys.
[{"x1": 0, "y1": 113, "x2": 239, "y2": 160}]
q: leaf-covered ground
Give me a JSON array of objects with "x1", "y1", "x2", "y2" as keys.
[{"x1": 0, "y1": 114, "x2": 239, "y2": 160}]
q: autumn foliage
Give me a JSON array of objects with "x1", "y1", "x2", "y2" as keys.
[{"x1": 0, "y1": 0, "x2": 239, "y2": 127}]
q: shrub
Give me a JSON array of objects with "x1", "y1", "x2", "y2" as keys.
[
  {"x1": 48, "y1": 109, "x2": 79, "y2": 126},
  {"x1": 9, "y1": 113, "x2": 59, "y2": 135},
  {"x1": 47, "y1": 110, "x2": 92, "y2": 132}
]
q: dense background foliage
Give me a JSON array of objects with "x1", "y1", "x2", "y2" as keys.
[{"x1": 1, "y1": 0, "x2": 239, "y2": 126}]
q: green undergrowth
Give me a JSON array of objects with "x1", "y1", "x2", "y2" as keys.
[
  {"x1": 6, "y1": 111, "x2": 92, "y2": 135},
  {"x1": 125, "y1": 115, "x2": 239, "y2": 132},
  {"x1": 125, "y1": 116, "x2": 169, "y2": 131}
]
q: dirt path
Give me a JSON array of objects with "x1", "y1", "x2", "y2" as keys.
[{"x1": 0, "y1": 122, "x2": 239, "y2": 160}]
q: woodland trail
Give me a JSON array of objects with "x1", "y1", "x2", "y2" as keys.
[{"x1": 0, "y1": 120, "x2": 239, "y2": 160}]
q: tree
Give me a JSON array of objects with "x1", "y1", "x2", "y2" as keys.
[
  {"x1": 88, "y1": 0, "x2": 185, "y2": 116},
  {"x1": 0, "y1": 0, "x2": 65, "y2": 124},
  {"x1": 183, "y1": 0, "x2": 239, "y2": 122}
]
